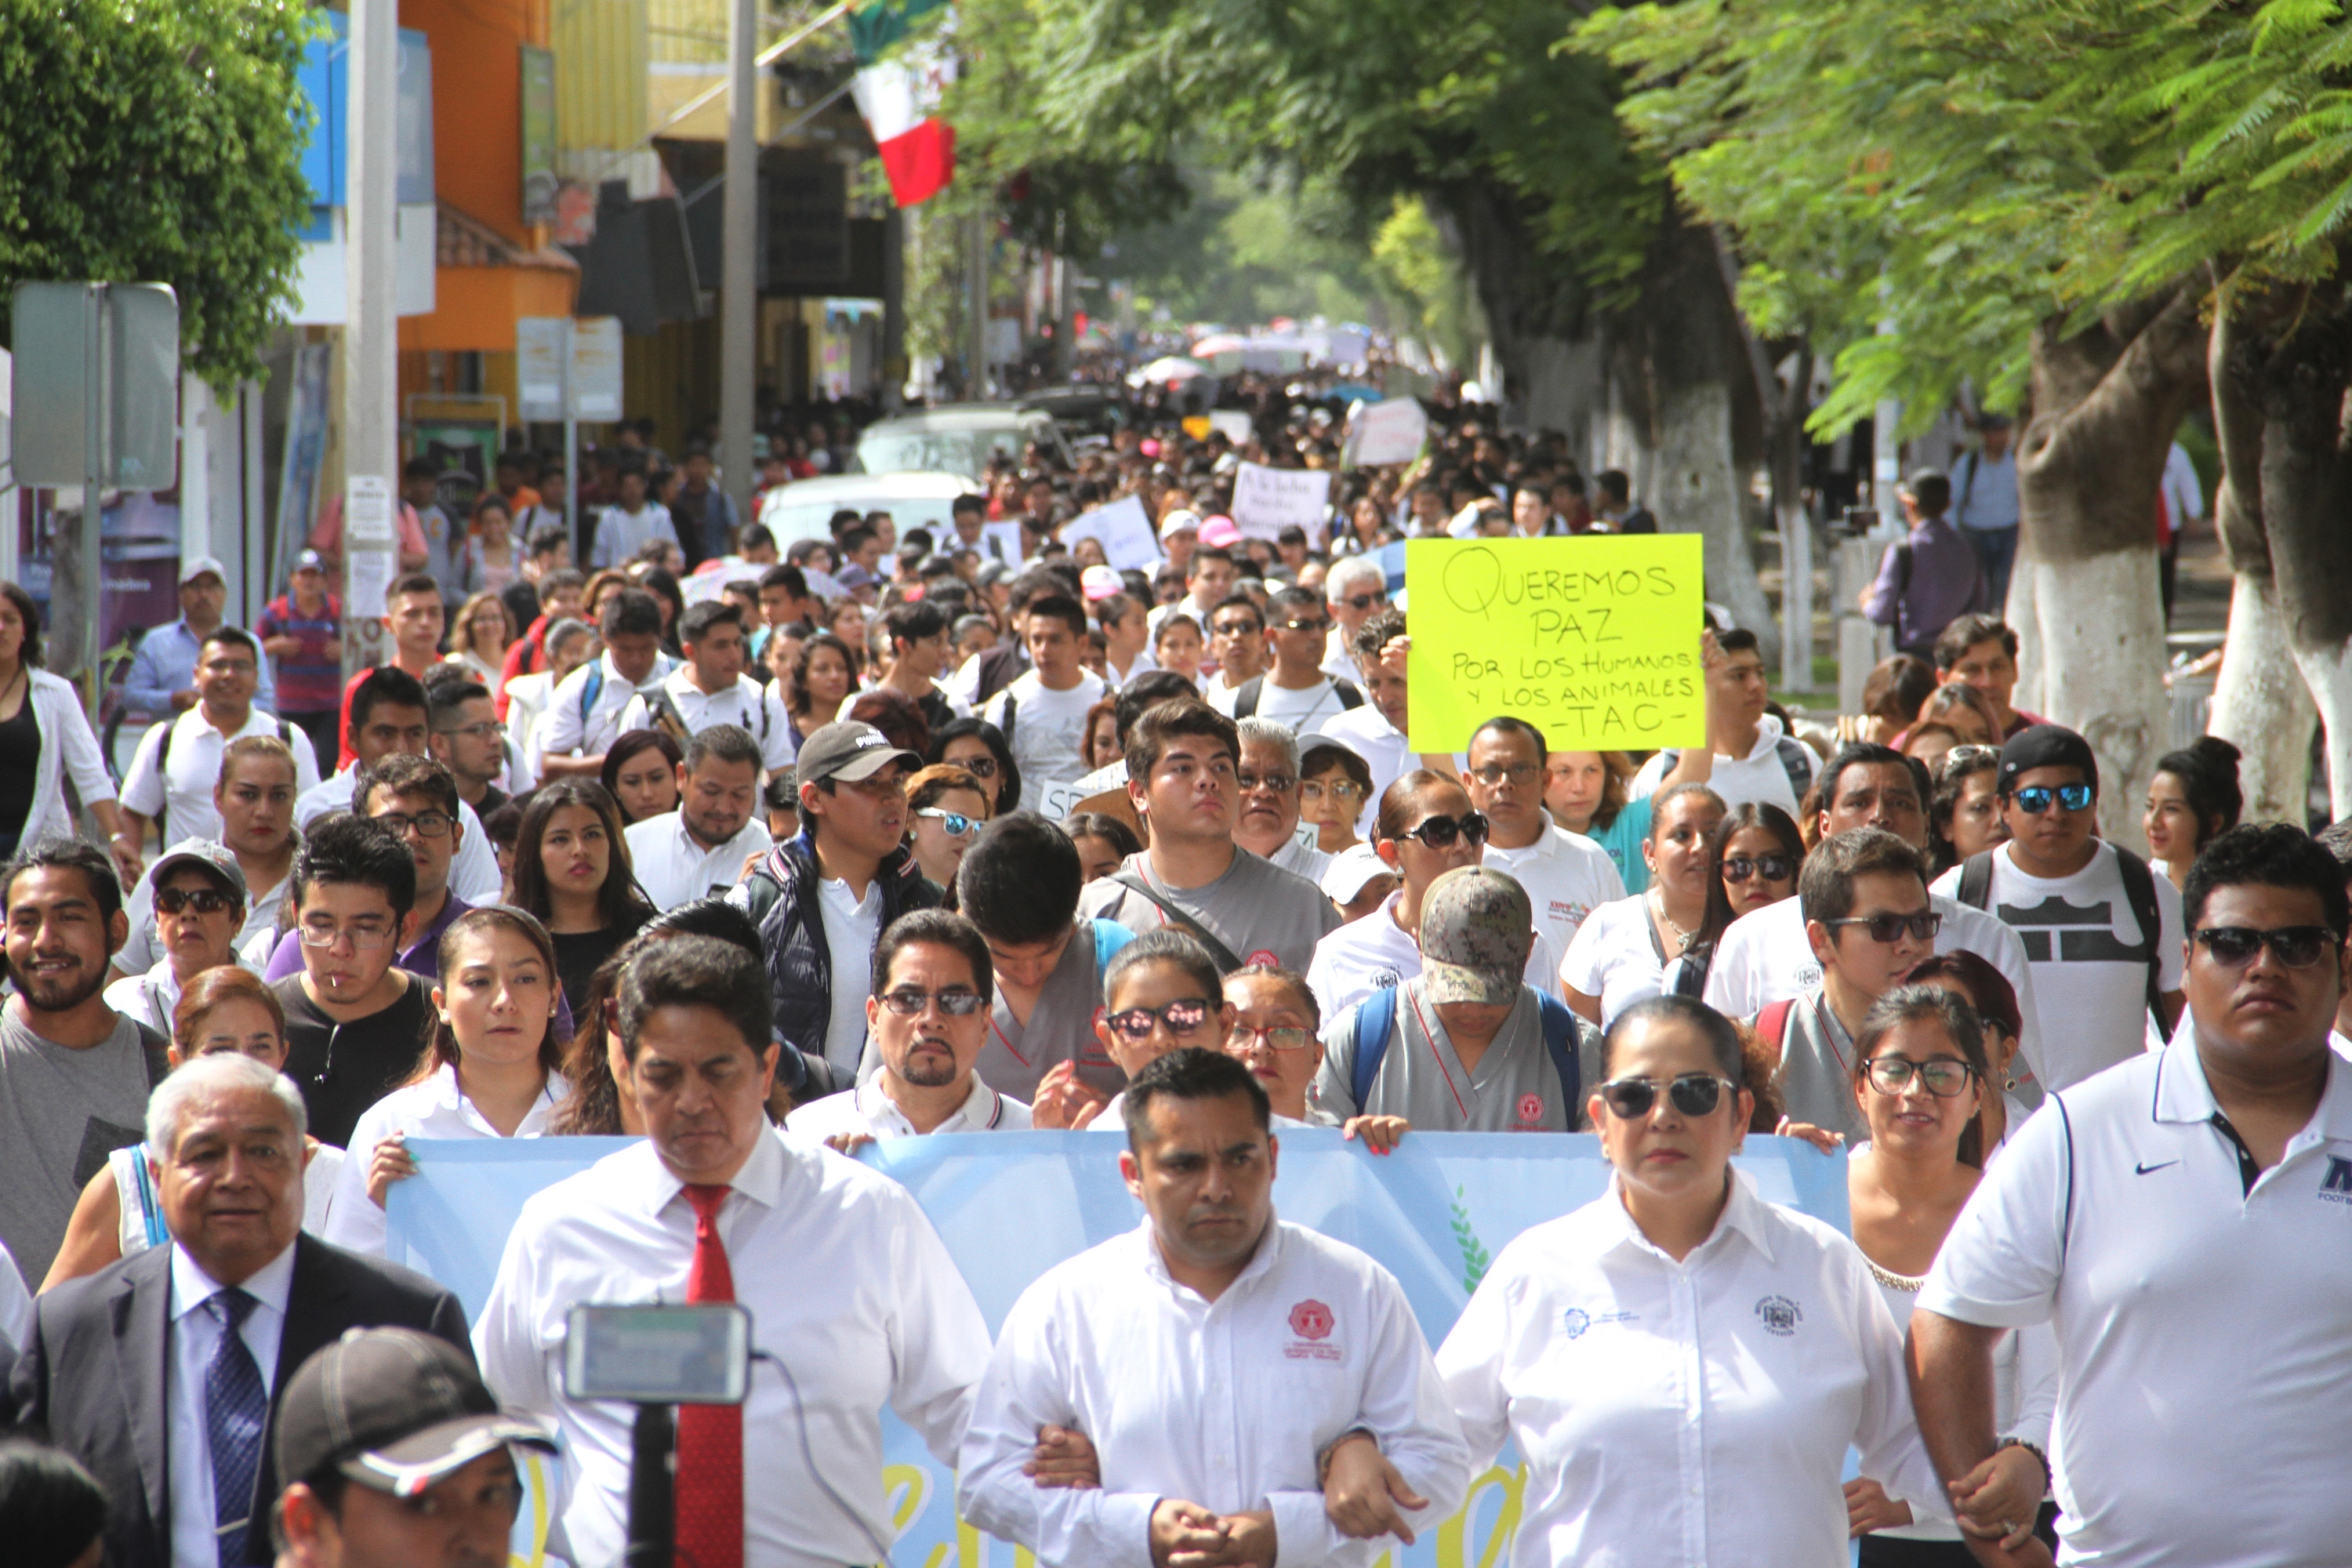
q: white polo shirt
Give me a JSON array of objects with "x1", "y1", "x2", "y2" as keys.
[
  {"x1": 542, "y1": 651, "x2": 680, "y2": 759},
  {"x1": 1701, "y1": 891, "x2": 2048, "y2": 1086},
  {"x1": 623, "y1": 810, "x2": 773, "y2": 910},
  {"x1": 619, "y1": 666, "x2": 796, "y2": 771},
  {"x1": 1483, "y1": 813, "x2": 1626, "y2": 957},
  {"x1": 1306, "y1": 891, "x2": 1561, "y2": 1022},
  {"x1": 786, "y1": 1073, "x2": 1031, "y2": 1141},
  {"x1": 1920, "y1": 1036, "x2": 2352, "y2": 1567},
  {"x1": 119, "y1": 706, "x2": 321, "y2": 845},
  {"x1": 958, "y1": 1217, "x2": 1472, "y2": 1568}
]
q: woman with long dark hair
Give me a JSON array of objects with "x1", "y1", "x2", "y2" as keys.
[
  {"x1": 1667, "y1": 803, "x2": 1806, "y2": 1000},
  {"x1": 0, "y1": 579, "x2": 125, "y2": 862},
  {"x1": 929, "y1": 716, "x2": 1022, "y2": 818},
  {"x1": 2143, "y1": 735, "x2": 2243, "y2": 890},
  {"x1": 509, "y1": 779, "x2": 655, "y2": 1014},
  {"x1": 600, "y1": 728, "x2": 684, "y2": 826},
  {"x1": 789, "y1": 630, "x2": 858, "y2": 746},
  {"x1": 323, "y1": 905, "x2": 569, "y2": 1256}
]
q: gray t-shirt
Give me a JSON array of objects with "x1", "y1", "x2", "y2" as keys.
[
  {"x1": 1766, "y1": 989, "x2": 1869, "y2": 1143},
  {"x1": 0, "y1": 1007, "x2": 155, "y2": 1288},
  {"x1": 975, "y1": 918, "x2": 1129, "y2": 1102},
  {"x1": 1308, "y1": 980, "x2": 1581, "y2": 1131},
  {"x1": 1076, "y1": 848, "x2": 1341, "y2": 975}
]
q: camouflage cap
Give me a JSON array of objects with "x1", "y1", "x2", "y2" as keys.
[{"x1": 1417, "y1": 866, "x2": 1534, "y2": 1006}]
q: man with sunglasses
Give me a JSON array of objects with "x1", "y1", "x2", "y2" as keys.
[
  {"x1": 1761, "y1": 829, "x2": 1943, "y2": 1141},
  {"x1": 1225, "y1": 586, "x2": 1368, "y2": 733},
  {"x1": 791, "y1": 910, "x2": 1031, "y2": 1149},
  {"x1": 1233, "y1": 720, "x2": 1332, "y2": 881},
  {"x1": 1913, "y1": 824, "x2": 2352, "y2": 1567},
  {"x1": 1932, "y1": 725, "x2": 2183, "y2": 1091},
  {"x1": 1465, "y1": 717, "x2": 1625, "y2": 959},
  {"x1": 1200, "y1": 593, "x2": 1272, "y2": 715},
  {"x1": 1320, "y1": 557, "x2": 1388, "y2": 681}
]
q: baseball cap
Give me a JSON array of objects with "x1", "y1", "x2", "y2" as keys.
[
  {"x1": 151, "y1": 839, "x2": 248, "y2": 902},
  {"x1": 835, "y1": 563, "x2": 877, "y2": 591},
  {"x1": 275, "y1": 1327, "x2": 552, "y2": 1500},
  {"x1": 1080, "y1": 564, "x2": 1123, "y2": 601},
  {"x1": 1198, "y1": 516, "x2": 1243, "y2": 549},
  {"x1": 292, "y1": 549, "x2": 326, "y2": 573},
  {"x1": 794, "y1": 720, "x2": 920, "y2": 788},
  {"x1": 1319, "y1": 842, "x2": 1393, "y2": 905},
  {"x1": 1159, "y1": 509, "x2": 1201, "y2": 541},
  {"x1": 1997, "y1": 724, "x2": 2098, "y2": 796},
  {"x1": 180, "y1": 555, "x2": 228, "y2": 587},
  {"x1": 1418, "y1": 866, "x2": 1534, "y2": 1006}
]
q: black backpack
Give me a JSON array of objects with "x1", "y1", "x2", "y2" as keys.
[
  {"x1": 1953, "y1": 845, "x2": 2169, "y2": 1025},
  {"x1": 1229, "y1": 675, "x2": 1367, "y2": 721}
]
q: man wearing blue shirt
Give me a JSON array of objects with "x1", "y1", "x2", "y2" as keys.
[{"x1": 122, "y1": 557, "x2": 279, "y2": 720}]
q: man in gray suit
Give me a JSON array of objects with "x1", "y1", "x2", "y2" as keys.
[{"x1": 6, "y1": 1053, "x2": 467, "y2": 1568}]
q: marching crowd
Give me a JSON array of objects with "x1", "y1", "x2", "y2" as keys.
[{"x1": 0, "y1": 400, "x2": 2342, "y2": 1568}]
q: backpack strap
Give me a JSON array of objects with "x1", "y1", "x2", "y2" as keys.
[
  {"x1": 998, "y1": 693, "x2": 1018, "y2": 748},
  {"x1": 136, "y1": 1022, "x2": 172, "y2": 1089},
  {"x1": 1347, "y1": 984, "x2": 1401, "y2": 1112},
  {"x1": 1774, "y1": 738, "x2": 1813, "y2": 804},
  {"x1": 580, "y1": 662, "x2": 604, "y2": 726},
  {"x1": 2110, "y1": 844, "x2": 2170, "y2": 1025},
  {"x1": 1232, "y1": 677, "x2": 1263, "y2": 720},
  {"x1": 1104, "y1": 871, "x2": 1244, "y2": 972},
  {"x1": 1331, "y1": 677, "x2": 1366, "y2": 711},
  {"x1": 1955, "y1": 848, "x2": 1995, "y2": 910},
  {"x1": 1536, "y1": 993, "x2": 1581, "y2": 1111},
  {"x1": 154, "y1": 717, "x2": 174, "y2": 841},
  {"x1": 1756, "y1": 997, "x2": 1797, "y2": 1067}
]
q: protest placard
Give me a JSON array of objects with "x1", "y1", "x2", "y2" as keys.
[
  {"x1": 1230, "y1": 460, "x2": 1331, "y2": 541},
  {"x1": 1345, "y1": 395, "x2": 1428, "y2": 466},
  {"x1": 1061, "y1": 492, "x2": 1161, "y2": 572},
  {"x1": 1403, "y1": 534, "x2": 1707, "y2": 753},
  {"x1": 1208, "y1": 409, "x2": 1254, "y2": 445}
]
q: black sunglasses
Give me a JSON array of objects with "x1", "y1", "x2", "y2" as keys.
[
  {"x1": 1826, "y1": 911, "x2": 1941, "y2": 944},
  {"x1": 1335, "y1": 593, "x2": 1381, "y2": 611},
  {"x1": 155, "y1": 886, "x2": 238, "y2": 916},
  {"x1": 952, "y1": 755, "x2": 999, "y2": 779},
  {"x1": 1106, "y1": 997, "x2": 1214, "y2": 1040},
  {"x1": 1599, "y1": 1073, "x2": 1737, "y2": 1120},
  {"x1": 2194, "y1": 926, "x2": 2339, "y2": 969},
  {"x1": 1721, "y1": 854, "x2": 1796, "y2": 884},
  {"x1": 1398, "y1": 811, "x2": 1490, "y2": 851},
  {"x1": 877, "y1": 987, "x2": 985, "y2": 1016}
]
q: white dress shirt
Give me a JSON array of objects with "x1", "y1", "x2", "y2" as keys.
[
  {"x1": 120, "y1": 706, "x2": 322, "y2": 845},
  {"x1": 168, "y1": 1240, "x2": 298, "y2": 1568},
  {"x1": 542, "y1": 651, "x2": 681, "y2": 760},
  {"x1": 960, "y1": 1217, "x2": 1472, "y2": 1568},
  {"x1": 1483, "y1": 814, "x2": 1626, "y2": 958},
  {"x1": 1436, "y1": 1171, "x2": 1947, "y2": 1568},
  {"x1": 625, "y1": 811, "x2": 774, "y2": 910},
  {"x1": 474, "y1": 1129, "x2": 991, "y2": 1568},
  {"x1": 786, "y1": 1073, "x2": 1031, "y2": 1141},
  {"x1": 619, "y1": 666, "x2": 797, "y2": 771},
  {"x1": 292, "y1": 770, "x2": 503, "y2": 905},
  {"x1": 323, "y1": 1064, "x2": 564, "y2": 1257},
  {"x1": 504, "y1": 668, "x2": 557, "y2": 769}
]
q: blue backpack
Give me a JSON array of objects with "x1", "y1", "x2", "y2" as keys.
[{"x1": 1345, "y1": 983, "x2": 1583, "y2": 1114}]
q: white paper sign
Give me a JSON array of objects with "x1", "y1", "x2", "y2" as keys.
[
  {"x1": 515, "y1": 318, "x2": 568, "y2": 421},
  {"x1": 1345, "y1": 397, "x2": 1428, "y2": 466},
  {"x1": 570, "y1": 318, "x2": 624, "y2": 421},
  {"x1": 981, "y1": 521, "x2": 1028, "y2": 564},
  {"x1": 346, "y1": 474, "x2": 394, "y2": 542},
  {"x1": 1208, "y1": 410, "x2": 1254, "y2": 445},
  {"x1": 1230, "y1": 462, "x2": 1332, "y2": 541},
  {"x1": 1061, "y1": 494, "x2": 1161, "y2": 572}
]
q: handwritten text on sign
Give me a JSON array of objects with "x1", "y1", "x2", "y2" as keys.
[{"x1": 1404, "y1": 535, "x2": 1706, "y2": 753}]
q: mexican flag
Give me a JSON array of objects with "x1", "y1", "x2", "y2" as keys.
[{"x1": 851, "y1": 0, "x2": 956, "y2": 207}]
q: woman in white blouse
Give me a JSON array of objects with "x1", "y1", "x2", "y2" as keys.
[
  {"x1": 324, "y1": 905, "x2": 568, "y2": 1256},
  {"x1": 0, "y1": 579, "x2": 125, "y2": 862},
  {"x1": 1846, "y1": 985, "x2": 2055, "y2": 1563},
  {"x1": 1434, "y1": 993, "x2": 1951, "y2": 1568},
  {"x1": 1560, "y1": 783, "x2": 1725, "y2": 1028}
]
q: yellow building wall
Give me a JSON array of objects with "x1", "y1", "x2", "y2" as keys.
[{"x1": 555, "y1": 0, "x2": 649, "y2": 150}]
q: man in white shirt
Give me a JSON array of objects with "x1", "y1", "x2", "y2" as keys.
[
  {"x1": 985, "y1": 593, "x2": 1109, "y2": 815},
  {"x1": 795, "y1": 909, "x2": 1030, "y2": 1148},
  {"x1": 114, "y1": 735, "x2": 301, "y2": 980},
  {"x1": 120, "y1": 628, "x2": 321, "y2": 853},
  {"x1": 1319, "y1": 557, "x2": 1388, "y2": 683},
  {"x1": 1930, "y1": 724, "x2": 2183, "y2": 1091},
  {"x1": 1233, "y1": 720, "x2": 1330, "y2": 883},
  {"x1": 1628, "y1": 627, "x2": 1817, "y2": 816},
  {"x1": 1913, "y1": 824, "x2": 2352, "y2": 1567},
  {"x1": 1202, "y1": 595, "x2": 1269, "y2": 716},
  {"x1": 475, "y1": 935, "x2": 991, "y2": 1568},
  {"x1": 624, "y1": 724, "x2": 774, "y2": 909},
  {"x1": 619, "y1": 600, "x2": 794, "y2": 773},
  {"x1": 1314, "y1": 608, "x2": 1417, "y2": 839},
  {"x1": 586, "y1": 464, "x2": 678, "y2": 569},
  {"x1": 293, "y1": 666, "x2": 503, "y2": 907},
  {"x1": 1225, "y1": 586, "x2": 1366, "y2": 733},
  {"x1": 1464, "y1": 717, "x2": 1624, "y2": 956},
  {"x1": 959, "y1": 1047, "x2": 1471, "y2": 1568},
  {"x1": 540, "y1": 589, "x2": 677, "y2": 778}
]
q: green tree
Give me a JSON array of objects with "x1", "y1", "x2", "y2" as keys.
[{"x1": 0, "y1": 0, "x2": 318, "y2": 387}]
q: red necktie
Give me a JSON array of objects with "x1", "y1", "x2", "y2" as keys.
[{"x1": 677, "y1": 1184, "x2": 743, "y2": 1568}]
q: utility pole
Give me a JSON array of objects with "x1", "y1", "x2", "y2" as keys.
[
  {"x1": 880, "y1": 205, "x2": 906, "y2": 412},
  {"x1": 720, "y1": 0, "x2": 760, "y2": 528},
  {"x1": 967, "y1": 212, "x2": 987, "y2": 399},
  {"x1": 343, "y1": 0, "x2": 399, "y2": 678}
]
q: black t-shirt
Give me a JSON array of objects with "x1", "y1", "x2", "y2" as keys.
[
  {"x1": 550, "y1": 924, "x2": 637, "y2": 1021},
  {"x1": 272, "y1": 973, "x2": 434, "y2": 1149}
]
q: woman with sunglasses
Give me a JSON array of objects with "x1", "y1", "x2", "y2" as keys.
[
  {"x1": 1303, "y1": 771, "x2": 1555, "y2": 1021},
  {"x1": 1929, "y1": 746, "x2": 2005, "y2": 876},
  {"x1": 1081, "y1": 930, "x2": 1236, "y2": 1128},
  {"x1": 1665, "y1": 804, "x2": 1804, "y2": 1001},
  {"x1": 930, "y1": 717, "x2": 1024, "y2": 819},
  {"x1": 1844, "y1": 985, "x2": 2056, "y2": 1563},
  {"x1": 1432, "y1": 994, "x2": 1950, "y2": 1568},
  {"x1": 323, "y1": 906, "x2": 569, "y2": 1258},
  {"x1": 905, "y1": 764, "x2": 991, "y2": 893},
  {"x1": 1561, "y1": 782, "x2": 1726, "y2": 1028}
]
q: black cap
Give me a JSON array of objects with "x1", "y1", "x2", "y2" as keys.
[
  {"x1": 1998, "y1": 724, "x2": 2098, "y2": 796},
  {"x1": 793, "y1": 720, "x2": 920, "y2": 789},
  {"x1": 274, "y1": 1328, "x2": 553, "y2": 1500}
]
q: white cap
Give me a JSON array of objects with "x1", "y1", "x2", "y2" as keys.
[
  {"x1": 179, "y1": 555, "x2": 228, "y2": 586},
  {"x1": 1160, "y1": 509, "x2": 1202, "y2": 541},
  {"x1": 1319, "y1": 842, "x2": 1393, "y2": 904}
]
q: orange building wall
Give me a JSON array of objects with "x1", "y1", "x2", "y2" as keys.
[{"x1": 401, "y1": 0, "x2": 535, "y2": 243}]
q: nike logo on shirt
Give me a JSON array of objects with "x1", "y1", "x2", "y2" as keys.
[{"x1": 2135, "y1": 1160, "x2": 2180, "y2": 1175}]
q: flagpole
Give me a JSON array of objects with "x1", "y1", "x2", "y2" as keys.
[{"x1": 721, "y1": 0, "x2": 760, "y2": 528}]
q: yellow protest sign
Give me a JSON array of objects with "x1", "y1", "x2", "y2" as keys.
[{"x1": 1404, "y1": 535, "x2": 1708, "y2": 753}]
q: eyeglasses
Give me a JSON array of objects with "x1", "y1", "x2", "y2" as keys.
[
  {"x1": 1235, "y1": 771, "x2": 1297, "y2": 795},
  {"x1": 1273, "y1": 619, "x2": 1329, "y2": 633},
  {"x1": 155, "y1": 886, "x2": 237, "y2": 916},
  {"x1": 877, "y1": 987, "x2": 985, "y2": 1016},
  {"x1": 372, "y1": 810, "x2": 453, "y2": 839},
  {"x1": 2194, "y1": 926, "x2": 2340, "y2": 969},
  {"x1": 1334, "y1": 593, "x2": 1381, "y2": 611},
  {"x1": 1300, "y1": 779, "x2": 1364, "y2": 803},
  {"x1": 915, "y1": 808, "x2": 978, "y2": 837},
  {"x1": 1599, "y1": 1073, "x2": 1737, "y2": 1120},
  {"x1": 1228, "y1": 1022, "x2": 1315, "y2": 1052},
  {"x1": 299, "y1": 920, "x2": 394, "y2": 950},
  {"x1": 1864, "y1": 1057, "x2": 1976, "y2": 1097},
  {"x1": 1396, "y1": 811, "x2": 1489, "y2": 851},
  {"x1": 1468, "y1": 762, "x2": 1541, "y2": 787},
  {"x1": 1721, "y1": 854, "x2": 1797, "y2": 884},
  {"x1": 2010, "y1": 782, "x2": 2093, "y2": 814},
  {"x1": 1826, "y1": 911, "x2": 1942, "y2": 943},
  {"x1": 436, "y1": 721, "x2": 504, "y2": 742},
  {"x1": 1105, "y1": 997, "x2": 1214, "y2": 1040},
  {"x1": 950, "y1": 755, "x2": 999, "y2": 779}
]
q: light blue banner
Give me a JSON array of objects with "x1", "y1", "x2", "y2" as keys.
[{"x1": 391, "y1": 1130, "x2": 1849, "y2": 1568}]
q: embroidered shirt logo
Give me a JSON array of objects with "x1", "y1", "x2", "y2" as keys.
[
  {"x1": 1286, "y1": 1298, "x2": 1341, "y2": 1361},
  {"x1": 1515, "y1": 1093, "x2": 1545, "y2": 1127},
  {"x1": 1247, "y1": 949, "x2": 1280, "y2": 969},
  {"x1": 1563, "y1": 1308, "x2": 1590, "y2": 1338},
  {"x1": 1755, "y1": 1294, "x2": 1803, "y2": 1337}
]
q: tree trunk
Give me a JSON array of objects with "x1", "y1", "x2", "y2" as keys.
[
  {"x1": 2208, "y1": 274, "x2": 2352, "y2": 822},
  {"x1": 2012, "y1": 285, "x2": 2209, "y2": 840}
]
